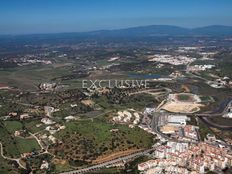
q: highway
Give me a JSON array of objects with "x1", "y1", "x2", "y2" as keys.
[
  {"x1": 189, "y1": 98, "x2": 231, "y2": 117},
  {"x1": 59, "y1": 148, "x2": 156, "y2": 174}
]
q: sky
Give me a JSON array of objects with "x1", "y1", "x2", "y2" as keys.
[{"x1": 0, "y1": 0, "x2": 232, "y2": 34}]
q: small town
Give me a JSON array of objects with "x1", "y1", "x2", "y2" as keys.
[{"x1": 1, "y1": 1, "x2": 232, "y2": 174}]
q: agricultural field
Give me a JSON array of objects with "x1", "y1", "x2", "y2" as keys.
[
  {"x1": 50, "y1": 119, "x2": 154, "y2": 168},
  {"x1": 4, "y1": 121, "x2": 23, "y2": 133},
  {"x1": 0, "y1": 121, "x2": 40, "y2": 158}
]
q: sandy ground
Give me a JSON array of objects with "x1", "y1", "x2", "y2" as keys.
[
  {"x1": 161, "y1": 102, "x2": 204, "y2": 113},
  {"x1": 81, "y1": 99, "x2": 94, "y2": 106},
  {"x1": 160, "y1": 125, "x2": 179, "y2": 134},
  {"x1": 92, "y1": 149, "x2": 142, "y2": 164},
  {"x1": 52, "y1": 158, "x2": 67, "y2": 165},
  {"x1": 181, "y1": 85, "x2": 191, "y2": 93}
]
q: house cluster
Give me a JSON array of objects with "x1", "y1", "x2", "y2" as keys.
[
  {"x1": 187, "y1": 64, "x2": 215, "y2": 72},
  {"x1": 108, "y1": 56, "x2": 120, "y2": 62},
  {"x1": 148, "y1": 54, "x2": 196, "y2": 65},
  {"x1": 138, "y1": 158, "x2": 192, "y2": 174},
  {"x1": 39, "y1": 82, "x2": 57, "y2": 91},
  {"x1": 40, "y1": 160, "x2": 49, "y2": 170},
  {"x1": 139, "y1": 141, "x2": 232, "y2": 174},
  {"x1": 14, "y1": 130, "x2": 28, "y2": 137},
  {"x1": 112, "y1": 109, "x2": 141, "y2": 128},
  {"x1": 64, "y1": 115, "x2": 79, "y2": 121},
  {"x1": 18, "y1": 59, "x2": 52, "y2": 66},
  {"x1": 41, "y1": 117, "x2": 55, "y2": 125},
  {"x1": 207, "y1": 77, "x2": 231, "y2": 88},
  {"x1": 36, "y1": 123, "x2": 65, "y2": 147},
  {"x1": 169, "y1": 71, "x2": 184, "y2": 78},
  {"x1": 4, "y1": 112, "x2": 31, "y2": 120},
  {"x1": 44, "y1": 106, "x2": 59, "y2": 117},
  {"x1": 38, "y1": 133, "x2": 58, "y2": 145},
  {"x1": 223, "y1": 101, "x2": 232, "y2": 118},
  {"x1": 177, "y1": 46, "x2": 200, "y2": 53},
  {"x1": 36, "y1": 112, "x2": 66, "y2": 146},
  {"x1": 0, "y1": 84, "x2": 11, "y2": 90},
  {"x1": 8, "y1": 54, "x2": 53, "y2": 66},
  {"x1": 45, "y1": 124, "x2": 65, "y2": 135}
]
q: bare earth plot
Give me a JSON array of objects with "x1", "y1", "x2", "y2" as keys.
[{"x1": 161, "y1": 93, "x2": 204, "y2": 113}]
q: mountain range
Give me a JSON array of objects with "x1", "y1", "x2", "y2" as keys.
[
  {"x1": 1, "y1": 25, "x2": 232, "y2": 42},
  {"x1": 84, "y1": 25, "x2": 232, "y2": 37}
]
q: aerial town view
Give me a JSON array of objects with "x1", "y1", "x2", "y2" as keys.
[{"x1": 0, "y1": 0, "x2": 232, "y2": 174}]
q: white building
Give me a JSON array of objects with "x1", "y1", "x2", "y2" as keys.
[{"x1": 167, "y1": 115, "x2": 188, "y2": 126}]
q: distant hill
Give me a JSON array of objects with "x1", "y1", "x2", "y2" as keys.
[
  {"x1": 1, "y1": 25, "x2": 232, "y2": 44},
  {"x1": 192, "y1": 25, "x2": 232, "y2": 36},
  {"x1": 86, "y1": 25, "x2": 190, "y2": 37},
  {"x1": 85, "y1": 25, "x2": 232, "y2": 37}
]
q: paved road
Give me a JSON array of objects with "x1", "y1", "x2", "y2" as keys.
[
  {"x1": 0, "y1": 142, "x2": 26, "y2": 169},
  {"x1": 195, "y1": 99, "x2": 232, "y2": 117},
  {"x1": 60, "y1": 148, "x2": 156, "y2": 174},
  {"x1": 200, "y1": 116, "x2": 232, "y2": 130}
]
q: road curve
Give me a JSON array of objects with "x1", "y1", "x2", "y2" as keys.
[{"x1": 0, "y1": 142, "x2": 26, "y2": 169}]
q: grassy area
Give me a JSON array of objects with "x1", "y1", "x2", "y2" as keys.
[
  {"x1": 0, "y1": 156, "x2": 19, "y2": 174},
  {"x1": 198, "y1": 119, "x2": 214, "y2": 140},
  {"x1": 187, "y1": 117, "x2": 198, "y2": 126},
  {"x1": 208, "y1": 116, "x2": 232, "y2": 127},
  {"x1": 177, "y1": 94, "x2": 191, "y2": 101},
  {"x1": 0, "y1": 122, "x2": 20, "y2": 157},
  {"x1": 0, "y1": 64, "x2": 72, "y2": 90},
  {"x1": 94, "y1": 93, "x2": 157, "y2": 111},
  {"x1": 0, "y1": 121, "x2": 40, "y2": 158},
  {"x1": 4, "y1": 121, "x2": 23, "y2": 133},
  {"x1": 54, "y1": 163, "x2": 74, "y2": 173},
  {"x1": 24, "y1": 120, "x2": 46, "y2": 133},
  {"x1": 88, "y1": 167, "x2": 122, "y2": 174},
  {"x1": 51, "y1": 119, "x2": 154, "y2": 167},
  {"x1": 15, "y1": 137, "x2": 40, "y2": 153},
  {"x1": 199, "y1": 96, "x2": 214, "y2": 103},
  {"x1": 59, "y1": 120, "x2": 153, "y2": 146}
]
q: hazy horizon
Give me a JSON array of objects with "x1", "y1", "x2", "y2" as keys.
[
  {"x1": 1, "y1": 0, "x2": 232, "y2": 35},
  {"x1": 1, "y1": 24, "x2": 232, "y2": 36}
]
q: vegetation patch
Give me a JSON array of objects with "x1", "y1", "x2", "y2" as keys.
[
  {"x1": 50, "y1": 120, "x2": 153, "y2": 166},
  {"x1": 4, "y1": 121, "x2": 23, "y2": 133}
]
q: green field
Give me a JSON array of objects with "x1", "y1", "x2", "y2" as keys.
[
  {"x1": 51, "y1": 119, "x2": 154, "y2": 167},
  {"x1": 4, "y1": 121, "x2": 23, "y2": 133},
  {"x1": 199, "y1": 96, "x2": 214, "y2": 103},
  {"x1": 0, "y1": 122, "x2": 40, "y2": 158},
  {"x1": 15, "y1": 137, "x2": 40, "y2": 153},
  {"x1": 94, "y1": 93, "x2": 157, "y2": 111},
  {"x1": 24, "y1": 120, "x2": 46, "y2": 133},
  {"x1": 0, "y1": 156, "x2": 19, "y2": 174},
  {"x1": 198, "y1": 119, "x2": 214, "y2": 140},
  {"x1": 54, "y1": 163, "x2": 74, "y2": 173},
  {"x1": 58, "y1": 119, "x2": 153, "y2": 145},
  {"x1": 0, "y1": 64, "x2": 72, "y2": 90},
  {"x1": 177, "y1": 94, "x2": 191, "y2": 101}
]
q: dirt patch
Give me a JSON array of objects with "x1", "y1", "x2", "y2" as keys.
[
  {"x1": 81, "y1": 99, "x2": 94, "y2": 106},
  {"x1": 161, "y1": 102, "x2": 204, "y2": 113},
  {"x1": 181, "y1": 85, "x2": 191, "y2": 93},
  {"x1": 52, "y1": 158, "x2": 67, "y2": 165},
  {"x1": 92, "y1": 149, "x2": 142, "y2": 164}
]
